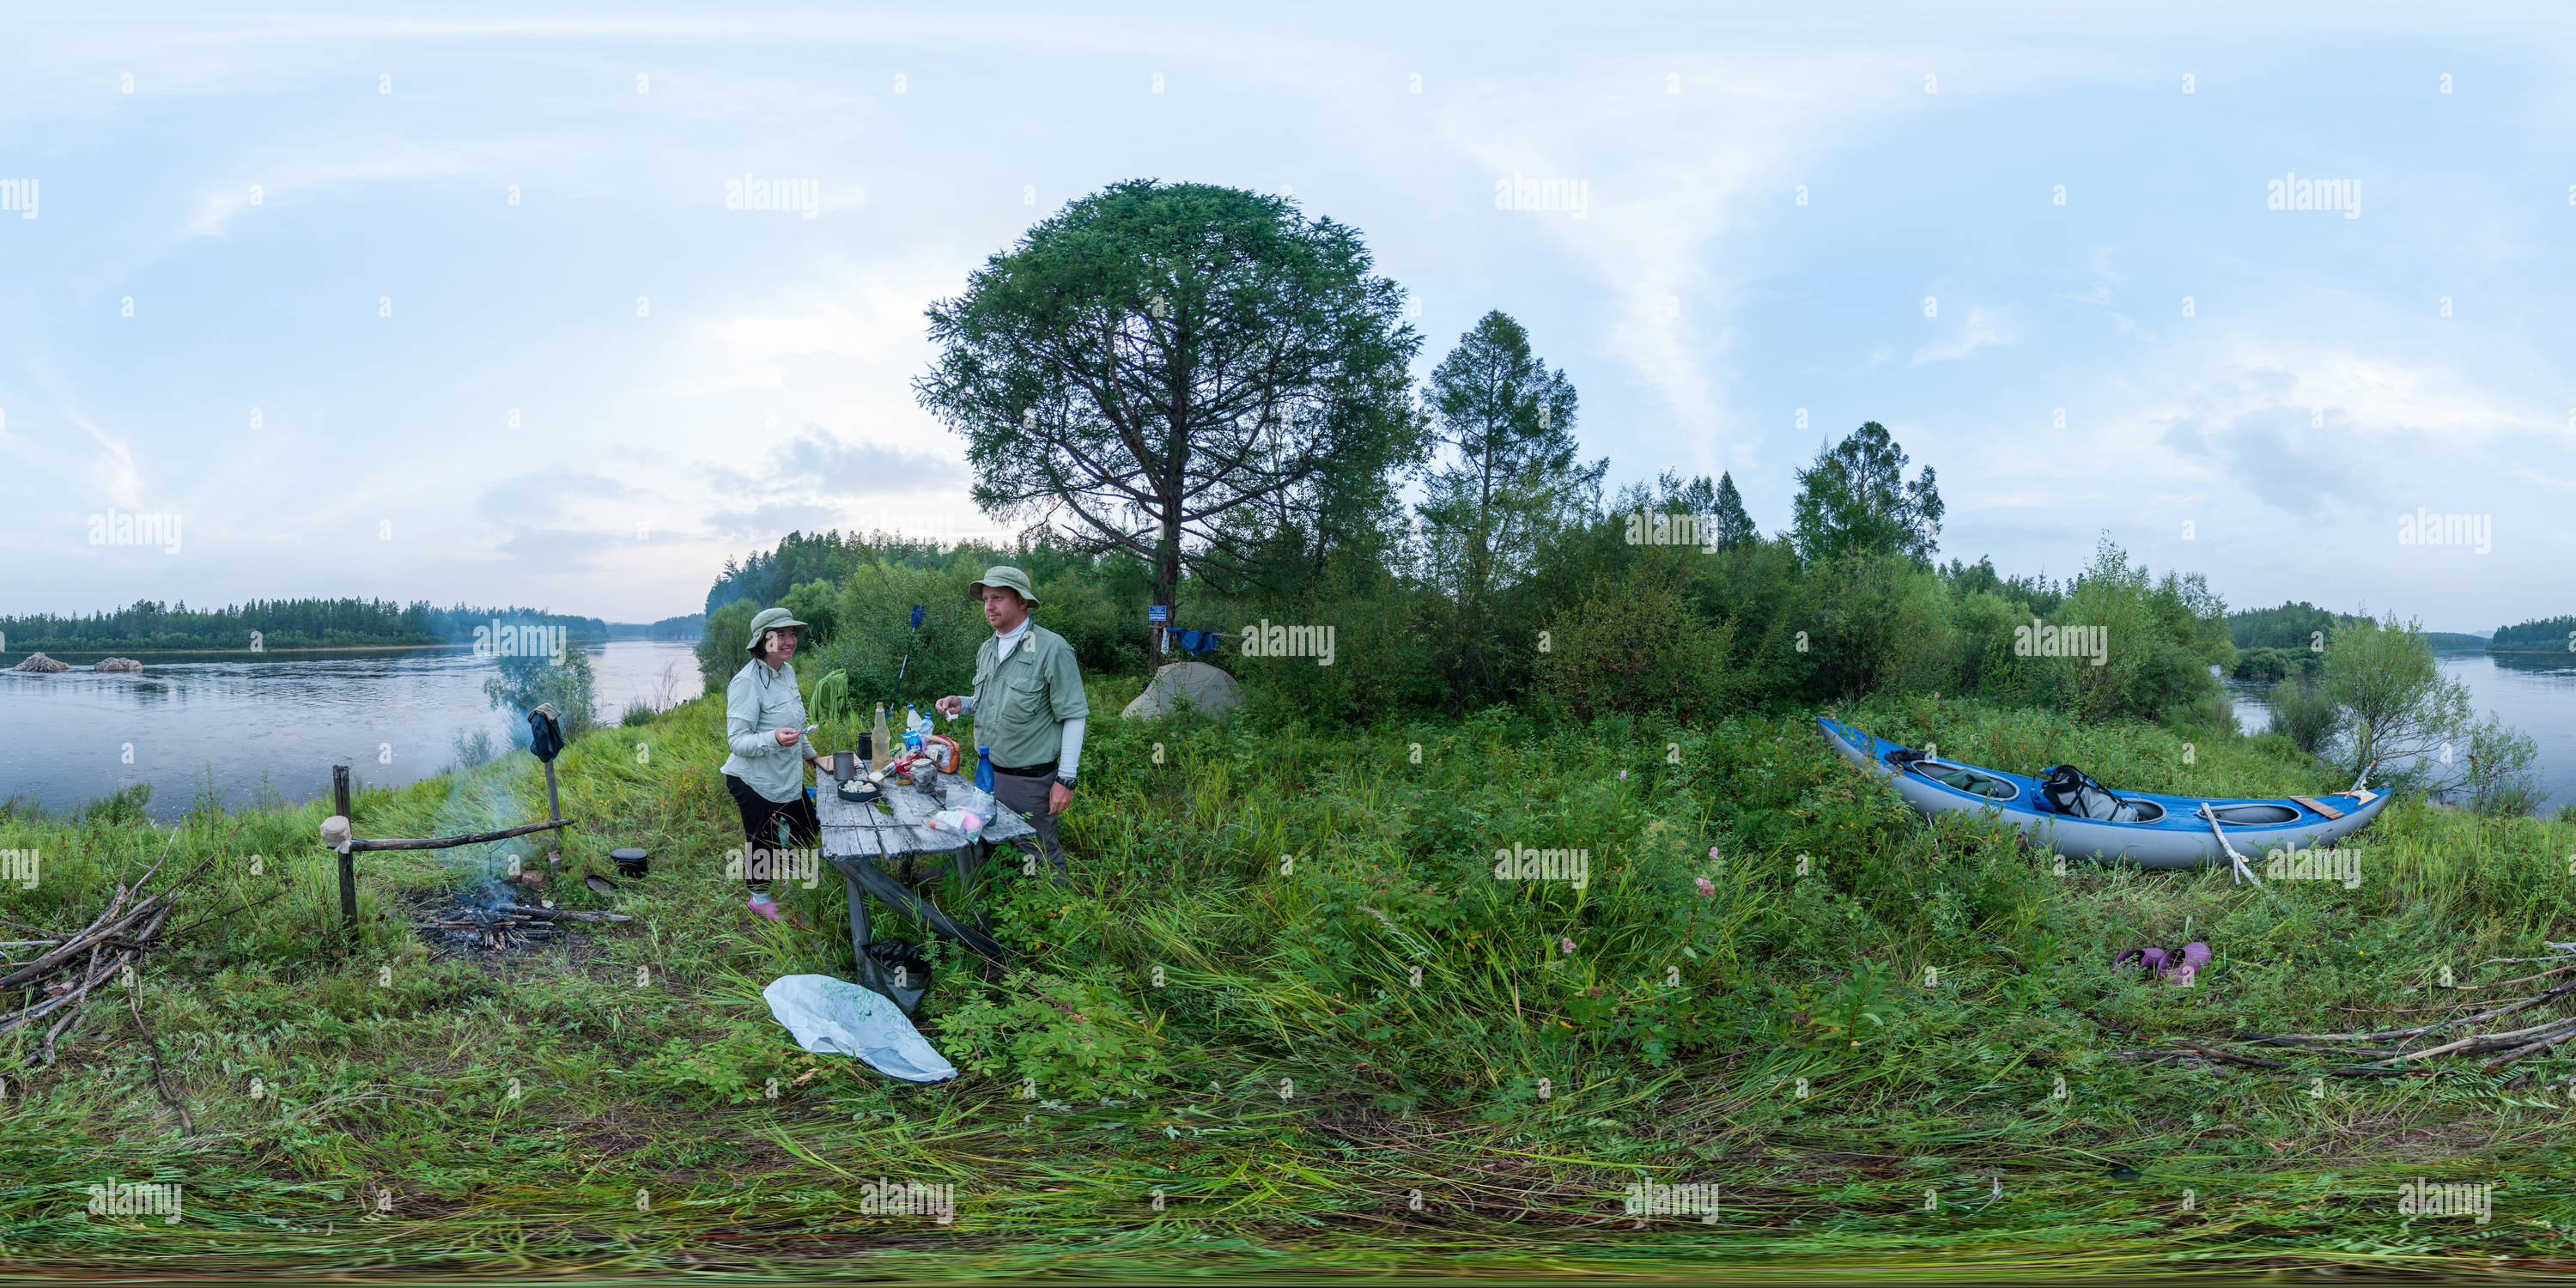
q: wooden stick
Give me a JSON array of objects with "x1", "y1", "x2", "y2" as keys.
[
  {"x1": 2170, "y1": 1039, "x2": 2287, "y2": 1069},
  {"x1": 348, "y1": 818, "x2": 576, "y2": 852},
  {"x1": 506, "y1": 905, "x2": 630, "y2": 923}
]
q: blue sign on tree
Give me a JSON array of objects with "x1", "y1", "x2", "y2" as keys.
[{"x1": 1148, "y1": 605, "x2": 1170, "y2": 623}]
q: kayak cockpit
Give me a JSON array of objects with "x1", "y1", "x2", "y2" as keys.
[
  {"x1": 1900, "y1": 758, "x2": 2021, "y2": 801},
  {"x1": 2203, "y1": 802, "x2": 2302, "y2": 826}
]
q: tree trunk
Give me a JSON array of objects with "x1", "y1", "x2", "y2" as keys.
[{"x1": 1151, "y1": 527, "x2": 1182, "y2": 674}]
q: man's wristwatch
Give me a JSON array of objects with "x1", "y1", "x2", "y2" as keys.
[{"x1": 1055, "y1": 775, "x2": 1076, "y2": 792}]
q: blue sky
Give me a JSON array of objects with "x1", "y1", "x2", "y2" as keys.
[{"x1": 2, "y1": 2, "x2": 2571, "y2": 631}]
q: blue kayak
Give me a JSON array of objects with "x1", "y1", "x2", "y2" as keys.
[{"x1": 1818, "y1": 716, "x2": 2389, "y2": 870}]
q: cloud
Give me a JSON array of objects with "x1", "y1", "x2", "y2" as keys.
[
  {"x1": 186, "y1": 143, "x2": 483, "y2": 237},
  {"x1": 471, "y1": 471, "x2": 642, "y2": 570},
  {"x1": 1911, "y1": 307, "x2": 2014, "y2": 367}
]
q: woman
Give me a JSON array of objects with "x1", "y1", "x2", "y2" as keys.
[{"x1": 721, "y1": 606, "x2": 823, "y2": 921}]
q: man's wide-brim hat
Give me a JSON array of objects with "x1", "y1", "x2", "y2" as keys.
[
  {"x1": 743, "y1": 605, "x2": 811, "y2": 656},
  {"x1": 969, "y1": 566, "x2": 1040, "y2": 607}
]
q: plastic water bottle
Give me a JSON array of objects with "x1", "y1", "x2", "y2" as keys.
[{"x1": 975, "y1": 744, "x2": 994, "y2": 793}]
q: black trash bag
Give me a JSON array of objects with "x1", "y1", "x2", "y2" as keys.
[
  {"x1": 865, "y1": 939, "x2": 933, "y2": 1016},
  {"x1": 2041, "y1": 764, "x2": 2144, "y2": 822}
]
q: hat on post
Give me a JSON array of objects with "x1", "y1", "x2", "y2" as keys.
[
  {"x1": 969, "y1": 566, "x2": 1041, "y2": 607},
  {"x1": 742, "y1": 605, "x2": 811, "y2": 656}
]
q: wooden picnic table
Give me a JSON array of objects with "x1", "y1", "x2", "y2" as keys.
[{"x1": 813, "y1": 764, "x2": 1030, "y2": 1003}]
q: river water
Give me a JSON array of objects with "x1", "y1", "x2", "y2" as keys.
[
  {"x1": 0, "y1": 641, "x2": 702, "y2": 821},
  {"x1": 2226, "y1": 650, "x2": 2576, "y2": 811}
]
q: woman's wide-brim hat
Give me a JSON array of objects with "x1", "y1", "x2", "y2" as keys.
[{"x1": 743, "y1": 605, "x2": 811, "y2": 656}]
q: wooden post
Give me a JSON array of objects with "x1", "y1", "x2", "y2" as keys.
[{"x1": 332, "y1": 765, "x2": 357, "y2": 933}]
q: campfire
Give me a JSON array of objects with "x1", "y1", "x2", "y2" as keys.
[
  {"x1": 416, "y1": 887, "x2": 632, "y2": 962},
  {"x1": 428, "y1": 907, "x2": 559, "y2": 953}
]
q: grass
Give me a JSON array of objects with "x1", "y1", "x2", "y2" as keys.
[{"x1": 2, "y1": 682, "x2": 2573, "y2": 1278}]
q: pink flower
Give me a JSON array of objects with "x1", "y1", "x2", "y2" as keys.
[
  {"x1": 1558, "y1": 937, "x2": 1576, "y2": 956},
  {"x1": 1619, "y1": 769, "x2": 1628, "y2": 780},
  {"x1": 1695, "y1": 877, "x2": 1715, "y2": 897},
  {"x1": 1707, "y1": 846, "x2": 1722, "y2": 860}
]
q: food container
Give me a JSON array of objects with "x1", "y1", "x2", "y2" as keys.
[{"x1": 611, "y1": 848, "x2": 649, "y2": 878}]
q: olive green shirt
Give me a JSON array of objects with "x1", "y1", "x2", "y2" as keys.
[{"x1": 971, "y1": 623, "x2": 1088, "y2": 769}]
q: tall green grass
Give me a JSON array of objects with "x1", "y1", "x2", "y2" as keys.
[{"x1": 2, "y1": 684, "x2": 2571, "y2": 1276}]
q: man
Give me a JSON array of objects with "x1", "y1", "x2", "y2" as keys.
[
  {"x1": 720, "y1": 605, "x2": 825, "y2": 921},
  {"x1": 933, "y1": 566, "x2": 1086, "y2": 881}
]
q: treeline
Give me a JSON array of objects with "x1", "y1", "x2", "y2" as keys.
[
  {"x1": 2490, "y1": 616, "x2": 2576, "y2": 653},
  {"x1": 0, "y1": 598, "x2": 617, "y2": 653},
  {"x1": 612, "y1": 614, "x2": 706, "y2": 642},
  {"x1": 705, "y1": 426, "x2": 2238, "y2": 737}
]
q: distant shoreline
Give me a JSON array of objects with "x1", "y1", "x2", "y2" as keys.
[{"x1": 1, "y1": 640, "x2": 694, "y2": 661}]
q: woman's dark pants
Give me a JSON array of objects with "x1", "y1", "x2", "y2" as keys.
[{"x1": 726, "y1": 774, "x2": 818, "y2": 892}]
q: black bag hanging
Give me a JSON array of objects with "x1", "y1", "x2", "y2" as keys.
[
  {"x1": 864, "y1": 939, "x2": 934, "y2": 1016},
  {"x1": 527, "y1": 703, "x2": 565, "y2": 763}
]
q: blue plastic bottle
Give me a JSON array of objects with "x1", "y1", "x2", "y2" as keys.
[{"x1": 975, "y1": 744, "x2": 994, "y2": 793}]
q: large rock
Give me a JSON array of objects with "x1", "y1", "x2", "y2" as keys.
[
  {"x1": 1120, "y1": 661, "x2": 1244, "y2": 720},
  {"x1": 94, "y1": 657, "x2": 144, "y2": 672},
  {"x1": 10, "y1": 653, "x2": 70, "y2": 673}
]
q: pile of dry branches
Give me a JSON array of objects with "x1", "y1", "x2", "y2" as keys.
[
  {"x1": 0, "y1": 834, "x2": 207, "y2": 1084},
  {"x1": 2117, "y1": 947, "x2": 2576, "y2": 1084}
]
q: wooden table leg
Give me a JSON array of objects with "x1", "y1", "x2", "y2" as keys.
[{"x1": 842, "y1": 866, "x2": 884, "y2": 997}]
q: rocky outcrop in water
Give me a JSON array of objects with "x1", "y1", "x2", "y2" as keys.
[
  {"x1": 93, "y1": 657, "x2": 143, "y2": 672},
  {"x1": 10, "y1": 653, "x2": 71, "y2": 673}
]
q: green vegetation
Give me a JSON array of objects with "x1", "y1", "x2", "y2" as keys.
[
  {"x1": 2489, "y1": 615, "x2": 2576, "y2": 654},
  {"x1": 9, "y1": 677, "x2": 2573, "y2": 1275}
]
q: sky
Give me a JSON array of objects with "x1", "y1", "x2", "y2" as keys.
[{"x1": 2, "y1": 1, "x2": 2571, "y2": 632}]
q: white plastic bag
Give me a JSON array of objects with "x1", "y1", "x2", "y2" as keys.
[{"x1": 761, "y1": 974, "x2": 957, "y2": 1083}]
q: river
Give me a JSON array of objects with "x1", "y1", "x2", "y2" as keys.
[
  {"x1": 0, "y1": 641, "x2": 703, "y2": 821},
  {"x1": 2226, "y1": 650, "x2": 2576, "y2": 811}
]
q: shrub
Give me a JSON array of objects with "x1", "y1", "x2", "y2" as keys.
[
  {"x1": 2264, "y1": 676, "x2": 2340, "y2": 754},
  {"x1": 1537, "y1": 568, "x2": 1742, "y2": 721},
  {"x1": 1798, "y1": 552, "x2": 1959, "y2": 702},
  {"x1": 698, "y1": 598, "x2": 761, "y2": 690}
]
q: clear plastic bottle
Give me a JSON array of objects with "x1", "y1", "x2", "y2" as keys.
[{"x1": 871, "y1": 703, "x2": 891, "y2": 774}]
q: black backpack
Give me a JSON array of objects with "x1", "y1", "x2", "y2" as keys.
[{"x1": 2040, "y1": 765, "x2": 2143, "y2": 822}]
